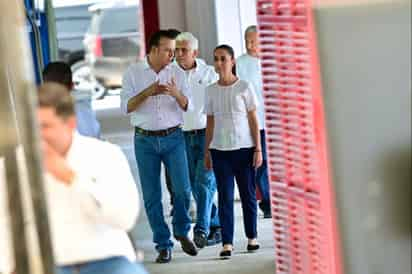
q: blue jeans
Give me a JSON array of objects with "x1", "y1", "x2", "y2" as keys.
[
  {"x1": 210, "y1": 148, "x2": 257, "y2": 245},
  {"x1": 256, "y1": 130, "x2": 270, "y2": 211},
  {"x1": 57, "y1": 256, "x2": 147, "y2": 274},
  {"x1": 134, "y1": 128, "x2": 192, "y2": 251},
  {"x1": 184, "y1": 131, "x2": 220, "y2": 235}
]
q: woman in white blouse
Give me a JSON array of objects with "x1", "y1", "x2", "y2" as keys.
[{"x1": 204, "y1": 44, "x2": 262, "y2": 258}]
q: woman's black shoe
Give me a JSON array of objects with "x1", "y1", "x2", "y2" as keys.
[
  {"x1": 219, "y1": 249, "x2": 232, "y2": 258},
  {"x1": 247, "y1": 244, "x2": 260, "y2": 252}
]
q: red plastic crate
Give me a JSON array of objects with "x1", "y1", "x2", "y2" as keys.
[{"x1": 256, "y1": 0, "x2": 343, "y2": 273}]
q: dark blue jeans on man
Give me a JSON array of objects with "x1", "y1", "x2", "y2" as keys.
[
  {"x1": 134, "y1": 128, "x2": 192, "y2": 251},
  {"x1": 57, "y1": 256, "x2": 147, "y2": 274},
  {"x1": 210, "y1": 148, "x2": 257, "y2": 245},
  {"x1": 184, "y1": 130, "x2": 220, "y2": 237}
]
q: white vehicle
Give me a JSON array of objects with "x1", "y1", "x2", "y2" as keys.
[{"x1": 53, "y1": 0, "x2": 110, "y2": 99}]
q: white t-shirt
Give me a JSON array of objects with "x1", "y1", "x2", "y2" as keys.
[{"x1": 205, "y1": 79, "x2": 258, "y2": 151}]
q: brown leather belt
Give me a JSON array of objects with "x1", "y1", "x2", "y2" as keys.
[
  {"x1": 184, "y1": 128, "x2": 206, "y2": 135},
  {"x1": 135, "y1": 125, "x2": 180, "y2": 137}
]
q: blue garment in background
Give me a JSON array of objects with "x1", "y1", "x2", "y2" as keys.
[
  {"x1": 73, "y1": 94, "x2": 101, "y2": 138},
  {"x1": 57, "y1": 256, "x2": 147, "y2": 274},
  {"x1": 184, "y1": 131, "x2": 220, "y2": 235}
]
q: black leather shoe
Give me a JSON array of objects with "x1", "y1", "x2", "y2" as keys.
[
  {"x1": 193, "y1": 231, "x2": 207, "y2": 249},
  {"x1": 206, "y1": 228, "x2": 222, "y2": 246},
  {"x1": 219, "y1": 249, "x2": 232, "y2": 258},
  {"x1": 176, "y1": 236, "x2": 198, "y2": 256},
  {"x1": 156, "y1": 249, "x2": 172, "y2": 263},
  {"x1": 247, "y1": 244, "x2": 260, "y2": 252}
]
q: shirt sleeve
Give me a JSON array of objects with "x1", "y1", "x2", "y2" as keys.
[
  {"x1": 70, "y1": 144, "x2": 139, "y2": 231},
  {"x1": 205, "y1": 86, "x2": 214, "y2": 115},
  {"x1": 176, "y1": 67, "x2": 193, "y2": 112},
  {"x1": 121, "y1": 66, "x2": 138, "y2": 115},
  {"x1": 243, "y1": 82, "x2": 259, "y2": 112}
]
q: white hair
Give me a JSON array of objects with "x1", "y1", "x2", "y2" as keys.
[
  {"x1": 175, "y1": 32, "x2": 199, "y2": 50},
  {"x1": 244, "y1": 25, "x2": 257, "y2": 38}
]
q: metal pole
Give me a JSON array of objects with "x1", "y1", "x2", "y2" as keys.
[
  {"x1": 0, "y1": 1, "x2": 55, "y2": 273},
  {"x1": 0, "y1": 71, "x2": 31, "y2": 274}
]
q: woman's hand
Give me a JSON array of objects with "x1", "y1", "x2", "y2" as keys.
[
  {"x1": 253, "y1": 150, "x2": 262, "y2": 169},
  {"x1": 204, "y1": 151, "x2": 213, "y2": 170}
]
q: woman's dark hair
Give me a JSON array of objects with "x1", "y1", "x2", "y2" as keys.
[{"x1": 214, "y1": 44, "x2": 236, "y2": 75}]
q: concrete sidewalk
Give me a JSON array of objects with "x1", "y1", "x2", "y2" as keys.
[
  {"x1": 102, "y1": 122, "x2": 276, "y2": 274},
  {"x1": 136, "y1": 204, "x2": 276, "y2": 274}
]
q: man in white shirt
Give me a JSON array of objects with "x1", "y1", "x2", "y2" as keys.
[
  {"x1": 121, "y1": 30, "x2": 197, "y2": 263},
  {"x1": 43, "y1": 62, "x2": 101, "y2": 139},
  {"x1": 0, "y1": 83, "x2": 146, "y2": 274},
  {"x1": 175, "y1": 32, "x2": 221, "y2": 248},
  {"x1": 236, "y1": 26, "x2": 272, "y2": 218}
]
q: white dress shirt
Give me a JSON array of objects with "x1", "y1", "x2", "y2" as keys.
[
  {"x1": 121, "y1": 58, "x2": 192, "y2": 130},
  {"x1": 0, "y1": 133, "x2": 139, "y2": 272},
  {"x1": 236, "y1": 54, "x2": 266, "y2": 130},
  {"x1": 205, "y1": 79, "x2": 258, "y2": 151},
  {"x1": 181, "y1": 58, "x2": 218, "y2": 131}
]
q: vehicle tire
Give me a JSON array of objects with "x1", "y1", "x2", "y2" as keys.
[{"x1": 71, "y1": 60, "x2": 107, "y2": 100}]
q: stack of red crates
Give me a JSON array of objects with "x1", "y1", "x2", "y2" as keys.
[{"x1": 256, "y1": 1, "x2": 343, "y2": 273}]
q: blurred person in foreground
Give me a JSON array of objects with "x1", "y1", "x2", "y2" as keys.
[{"x1": 0, "y1": 83, "x2": 147, "y2": 274}]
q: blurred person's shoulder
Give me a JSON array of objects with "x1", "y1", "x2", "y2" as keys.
[{"x1": 75, "y1": 133, "x2": 123, "y2": 157}]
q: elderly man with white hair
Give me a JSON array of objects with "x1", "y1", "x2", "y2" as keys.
[
  {"x1": 236, "y1": 25, "x2": 271, "y2": 218},
  {"x1": 175, "y1": 32, "x2": 221, "y2": 248}
]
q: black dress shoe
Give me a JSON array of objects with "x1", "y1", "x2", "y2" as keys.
[
  {"x1": 193, "y1": 231, "x2": 208, "y2": 249},
  {"x1": 156, "y1": 249, "x2": 172, "y2": 263},
  {"x1": 176, "y1": 236, "x2": 198, "y2": 256},
  {"x1": 206, "y1": 227, "x2": 222, "y2": 246},
  {"x1": 247, "y1": 244, "x2": 260, "y2": 252},
  {"x1": 219, "y1": 249, "x2": 232, "y2": 258}
]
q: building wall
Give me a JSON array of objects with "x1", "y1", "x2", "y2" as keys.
[{"x1": 156, "y1": 0, "x2": 257, "y2": 64}]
